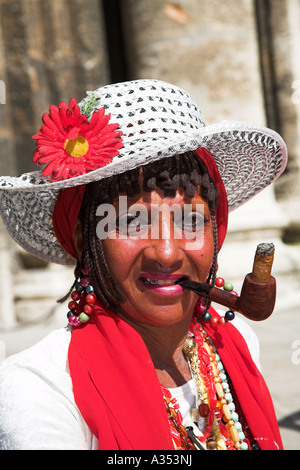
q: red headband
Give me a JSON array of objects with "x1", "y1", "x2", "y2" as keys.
[
  {"x1": 52, "y1": 148, "x2": 228, "y2": 259},
  {"x1": 52, "y1": 184, "x2": 86, "y2": 260},
  {"x1": 194, "y1": 148, "x2": 228, "y2": 251}
]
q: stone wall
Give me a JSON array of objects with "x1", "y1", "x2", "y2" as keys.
[
  {"x1": 0, "y1": 0, "x2": 110, "y2": 176},
  {"x1": 255, "y1": 0, "x2": 300, "y2": 230},
  {"x1": 122, "y1": 0, "x2": 265, "y2": 123}
]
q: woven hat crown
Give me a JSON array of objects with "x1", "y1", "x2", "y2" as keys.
[
  {"x1": 81, "y1": 79, "x2": 205, "y2": 136},
  {"x1": 78, "y1": 79, "x2": 205, "y2": 168}
]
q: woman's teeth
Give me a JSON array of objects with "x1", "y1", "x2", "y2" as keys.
[{"x1": 143, "y1": 278, "x2": 176, "y2": 286}]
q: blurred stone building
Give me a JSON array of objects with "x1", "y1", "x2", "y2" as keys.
[{"x1": 0, "y1": 0, "x2": 299, "y2": 328}]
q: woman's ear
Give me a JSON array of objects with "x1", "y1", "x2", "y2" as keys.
[{"x1": 74, "y1": 219, "x2": 83, "y2": 259}]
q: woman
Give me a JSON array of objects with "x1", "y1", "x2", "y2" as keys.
[{"x1": 0, "y1": 79, "x2": 287, "y2": 450}]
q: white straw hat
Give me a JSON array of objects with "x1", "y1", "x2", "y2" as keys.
[{"x1": 0, "y1": 79, "x2": 288, "y2": 265}]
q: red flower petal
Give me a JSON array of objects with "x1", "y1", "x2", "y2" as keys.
[
  {"x1": 86, "y1": 113, "x2": 110, "y2": 136},
  {"x1": 42, "y1": 113, "x2": 61, "y2": 135},
  {"x1": 39, "y1": 126, "x2": 56, "y2": 140},
  {"x1": 34, "y1": 155, "x2": 58, "y2": 165},
  {"x1": 58, "y1": 105, "x2": 72, "y2": 130},
  {"x1": 42, "y1": 158, "x2": 62, "y2": 177},
  {"x1": 69, "y1": 98, "x2": 81, "y2": 118},
  {"x1": 51, "y1": 165, "x2": 65, "y2": 181},
  {"x1": 85, "y1": 158, "x2": 112, "y2": 170},
  {"x1": 89, "y1": 108, "x2": 105, "y2": 129},
  {"x1": 33, "y1": 138, "x2": 56, "y2": 147},
  {"x1": 96, "y1": 134, "x2": 123, "y2": 148},
  {"x1": 32, "y1": 133, "x2": 41, "y2": 140},
  {"x1": 67, "y1": 127, "x2": 80, "y2": 140},
  {"x1": 49, "y1": 106, "x2": 65, "y2": 134},
  {"x1": 37, "y1": 145, "x2": 64, "y2": 155},
  {"x1": 61, "y1": 165, "x2": 72, "y2": 180}
]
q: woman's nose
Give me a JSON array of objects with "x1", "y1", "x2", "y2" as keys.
[
  {"x1": 142, "y1": 214, "x2": 184, "y2": 268},
  {"x1": 143, "y1": 238, "x2": 184, "y2": 268}
]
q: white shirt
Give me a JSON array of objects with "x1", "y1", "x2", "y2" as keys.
[{"x1": 0, "y1": 317, "x2": 260, "y2": 450}]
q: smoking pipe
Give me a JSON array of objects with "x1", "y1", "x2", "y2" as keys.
[{"x1": 175, "y1": 243, "x2": 276, "y2": 321}]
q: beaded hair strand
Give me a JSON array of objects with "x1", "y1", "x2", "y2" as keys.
[{"x1": 73, "y1": 151, "x2": 219, "y2": 313}]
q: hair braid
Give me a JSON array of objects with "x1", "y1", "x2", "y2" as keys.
[{"x1": 80, "y1": 186, "x2": 125, "y2": 311}]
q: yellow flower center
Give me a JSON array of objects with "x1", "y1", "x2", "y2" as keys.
[{"x1": 64, "y1": 135, "x2": 89, "y2": 158}]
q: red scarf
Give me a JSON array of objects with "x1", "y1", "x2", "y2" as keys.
[{"x1": 68, "y1": 303, "x2": 283, "y2": 450}]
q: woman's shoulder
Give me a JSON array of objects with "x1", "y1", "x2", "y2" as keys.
[
  {"x1": 0, "y1": 327, "x2": 72, "y2": 379},
  {"x1": 0, "y1": 327, "x2": 95, "y2": 449}
]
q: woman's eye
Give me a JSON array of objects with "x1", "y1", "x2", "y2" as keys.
[
  {"x1": 179, "y1": 212, "x2": 205, "y2": 233},
  {"x1": 116, "y1": 213, "x2": 150, "y2": 236},
  {"x1": 116, "y1": 214, "x2": 136, "y2": 228}
]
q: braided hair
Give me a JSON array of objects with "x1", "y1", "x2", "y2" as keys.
[{"x1": 72, "y1": 151, "x2": 219, "y2": 313}]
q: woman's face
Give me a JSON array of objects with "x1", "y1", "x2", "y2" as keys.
[{"x1": 101, "y1": 186, "x2": 214, "y2": 327}]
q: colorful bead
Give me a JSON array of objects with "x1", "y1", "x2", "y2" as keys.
[
  {"x1": 209, "y1": 316, "x2": 219, "y2": 328},
  {"x1": 202, "y1": 312, "x2": 211, "y2": 322},
  {"x1": 207, "y1": 438, "x2": 218, "y2": 450},
  {"x1": 223, "y1": 281, "x2": 234, "y2": 292},
  {"x1": 68, "y1": 315, "x2": 77, "y2": 325},
  {"x1": 85, "y1": 284, "x2": 94, "y2": 294},
  {"x1": 75, "y1": 281, "x2": 84, "y2": 292},
  {"x1": 83, "y1": 304, "x2": 94, "y2": 315},
  {"x1": 199, "y1": 403, "x2": 210, "y2": 417},
  {"x1": 78, "y1": 312, "x2": 90, "y2": 323},
  {"x1": 241, "y1": 442, "x2": 249, "y2": 450},
  {"x1": 71, "y1": 291, "x2": 81, "y2": 301},
  {"x1": 68, "y1": 300, "x2": 77, "y2": 311},
  {"x1": 222, "y1": 382, "x2": 229, "y2": 391},
  {"x1": 80, "y1": 277, "x2": 90, "y2": 288},
  {"x1": 217, "y1": 316, "x2": 227, "y2": 326},
  {"x1": 225, "y1": 310, "x2": 235, "y2": 322},
  {"x1": 73, "y1": 317, "x2": 81, "y2": 327},
  {"x1": 86, "y1": 293, "x2": 96, "y2": 304},
  {"x1": 215, "y1": 277, "x2": 225, "y2": 288}
]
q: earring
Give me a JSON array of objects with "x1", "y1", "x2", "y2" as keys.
[
  {"x1": 201, "y1": 276, "x2": 236, "y2": 327},
  {"x1": 67, "y1": 276, "x2": 96, "y2": 327}
]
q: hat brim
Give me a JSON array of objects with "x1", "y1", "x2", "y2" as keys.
[{"x1": 0, "y1": 121, "x2": 287, "y2": 265}]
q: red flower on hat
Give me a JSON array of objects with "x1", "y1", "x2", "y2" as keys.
[{"x1": 32, "y1": 98, "x2": 123, "y2": 182}]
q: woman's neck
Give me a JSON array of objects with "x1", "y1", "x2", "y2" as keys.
[{"x1": 122, "y1": 315, "x2": 193, "y2": 388}]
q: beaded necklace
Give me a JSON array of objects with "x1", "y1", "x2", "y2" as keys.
[{"x1": 161, "y1": 318, "x2": 249, "y2": 450}]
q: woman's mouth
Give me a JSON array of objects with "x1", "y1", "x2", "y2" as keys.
[{"x1": 139, "y1": 275, "x2": 189, "y2": 295}]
